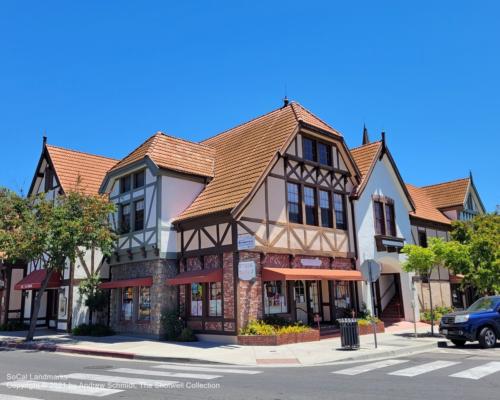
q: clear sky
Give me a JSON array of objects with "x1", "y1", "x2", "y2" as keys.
[{"x1": 0, "y1": 1, "x2": 498, "y2": 210}]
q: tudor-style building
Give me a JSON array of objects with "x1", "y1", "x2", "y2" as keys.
[
  {"x1": 350, "y1": 129, "x2": 418, "y2": 323},
  {"x1": 169, "y1": 102, "x2": 363, "y2": 340},
  {"x1": 14, "y1": 139, "x2": 117, "y2": 332}
]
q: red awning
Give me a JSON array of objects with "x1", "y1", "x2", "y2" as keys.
[
  {"x1": 262, "y1": 267, "x2": 363, "y2": 282},
  {"x1": 99, "y1": 277, "x2": 153, "y2": 289},
  {"x1": 167, "y1": 269, "x2": 223, "y2": 285},
  {"x1": 449, "y1": 274, "x2": 465, "y2": 284},
  {"x1": 15, "y1": 269, "x2": 62, "y2": 290}
]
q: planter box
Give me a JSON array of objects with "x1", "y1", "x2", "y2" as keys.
[
  {"x1": 238, "y1": 329, "x2": 320, "y2": 346},
  {"x1": 358, "y1": 321, "x2": 385, "y2": 335}
]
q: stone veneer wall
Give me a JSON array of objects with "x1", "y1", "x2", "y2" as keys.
[{"x1": 109, "y1": 259, "x2": 177, "y2": 338}]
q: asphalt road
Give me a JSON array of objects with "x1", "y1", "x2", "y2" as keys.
[{"x1": 0, "y1": 344, "x2": 498, "y2": 400}]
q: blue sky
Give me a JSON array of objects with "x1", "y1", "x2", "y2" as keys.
[{"x1": 0, "y1": 1, "x2": 498, "y2": 210}]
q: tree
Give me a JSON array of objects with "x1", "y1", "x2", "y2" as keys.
[
  {"x1": 78, "y1": 273, "x2": 108, "y2": 326},
  {"x1": 449, "y1": 214, "x2": 500, "y2": 295},
  {"x1": 402, "y1": 237, "x2": 448, "y2": 335},
  {"x1": 0, "y1": 188, "x2": 116, "y2": 341}
]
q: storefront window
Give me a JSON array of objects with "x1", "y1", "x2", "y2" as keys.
[
  {"x1": 334, "y1": 281, "x2": 351, "y2": 317},
  {"x1": 191, "y1": 283, "x2": 203, "y2": 317},
  {"x1": 264, "y1": 281, "x2": 287, "y2": 314},
  {"x1": 121, "y1": 287, "x2": 134, "y2": 321},
  {"x1": 138, "y1": 286, "x2": 151, "y2": 321},
  {"x1": 209, "y1": 282, "x2": 222, "y2": 317}
]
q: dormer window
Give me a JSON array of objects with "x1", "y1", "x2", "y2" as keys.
[
  {"x1": 120, "y1": 170, "x2": 145, "y2": 194},
  {"x1": 466, "y1": 194, "x2": 475, "y2": 211},
  {"x1": 44, "y1": 167, "x2": 54, "y2": 192},
  {"x1": 302, "y1": 137, "x2": 332, "y2": 166},
  {"x1": 134, "y1": 170, "x2": 145, "y2": 189},
  {"x1": 303, "y1": 138, "x2": 316, "y2": 162},
  {"x1": 120, "y1": 176, "x2": 131, "y2": 194},
  {"x1": 373, "y1": 195, "x2": 397, "y2": 237}
]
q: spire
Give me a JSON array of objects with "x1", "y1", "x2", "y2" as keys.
[
  {"x1": 282, "y1": 96, "x2": 289, "y2": 108},
  {"x1": 362, "y1": 124, "x2": 370, "y2": 145},
  {"x1": 42, "y1": 131, "x2": 47, "y2": 148}
]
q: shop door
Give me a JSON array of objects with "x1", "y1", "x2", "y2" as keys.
[
  {"x1": 46, "y1": 289, "x2": 59, "y2": 328},
  {"x1": 294, "y1": 281, "x2": 308, "y2": 324},
  {"x1": 307, "y1": 281, "x2": 320, "y2": 321}
]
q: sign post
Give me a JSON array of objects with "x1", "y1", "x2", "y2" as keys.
[{"x1": 360, "y1": 259, "x2": 381, "y2": 349}]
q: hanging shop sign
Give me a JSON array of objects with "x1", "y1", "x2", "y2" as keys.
[{"x1": 238, "y1": 261, "x2": 256, "y2": 281}]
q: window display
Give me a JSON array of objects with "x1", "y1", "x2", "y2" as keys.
[
  {"x1": 121, "y1": 287, "x2": 134, "y2": 321},
  {"x1": 191, "y1": 283, "x2": 203, "y2": 316},
  {"x1": 264, "y1": 281, "x2": 287, "y2": 314},
  {"x1": 138, "y1": 286, "x2": 151, "y2": 321},
  {"x1": 209, "y1": 282, "x2": 222, "y2": 317}
]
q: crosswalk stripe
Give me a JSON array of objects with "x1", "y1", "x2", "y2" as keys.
[
  {"x1": 0, "y1": 380, "x2": 122, "y2": 397},
  {"x1": 153, "y1": 365, "x2": 262, "y2": 375},
  {"x1": 450, "y1": 362, "x2": 500, "y2": 380},
  {"x1": 63, "y1": 373, "x2": 180, "y2": 388},
  {"x1": 333, "y1": 359, "x2": 409, "y2": 375},
  {"x1": 110, "y1": 367, "x2": 222, "y2": 380},
  {"x1": 0, "y1": 395, "x2": 44, "y2": 400},
  {"x1": 388, "y1": 361, "x2": 460, "y2": 377}
]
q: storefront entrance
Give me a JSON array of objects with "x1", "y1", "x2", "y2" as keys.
[{"x1": 293, "y1": 280, "x2": 320, "y2": 324}]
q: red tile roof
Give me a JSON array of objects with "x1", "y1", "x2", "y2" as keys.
[
  {"x1": 110, "y1": 132, "x2": 215, "y2": 178},
  {"x1": 350, "y1": 141, "x2": 382, "y2": 181},
  {"x1": 46, "y1": 145, "x2": 118, "y2": 195},
  {"x1": 406, "y1": 184, "x2": 451, "y2": 225},
  {"x1": 421, "y1": 178, "x2": 470, "y2": 209}
]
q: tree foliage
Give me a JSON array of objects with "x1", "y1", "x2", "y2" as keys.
[{"x1": 78, "y1": 273, "x2": 108, "y2": 323}]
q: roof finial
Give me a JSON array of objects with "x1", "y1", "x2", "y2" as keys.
[
  {"x1": 362, "y1": 124, "x2": 370, "y2": 145},
  {"x1": 283, "y1": 95, "x2": 289, "y2": 108},
  {"x1": 381, "y1": 131, "x2": 386, "y2": 146},
  {"x1": 469, "y1": 169, "x2": 473, "y2": 182},
  {"x1": 42, "y1": 131, "x2": 47, "y2": 147}
]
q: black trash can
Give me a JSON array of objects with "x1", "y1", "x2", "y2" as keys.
[{"x1": 337, "y1": 318, "x2": 360, "y2": 350}]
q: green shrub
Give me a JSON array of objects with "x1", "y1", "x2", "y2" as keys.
[
  {"x1": 420, "y1": 306, "x2": 454, "y2": 324},
  {"x1": 0, "y1": 321, "x2": 29, "y2": 331},
  {"x1": 161, "y1": 310, "x2": 184, "y2": 341},
  {"x1": 276, "y1": 324, "x2": 310, "y2": 334},
  {"x1": 177, "y1": 327, "x2": 197, "y2": 342},
  {"x1": 357, "y1": 317, "x2": 381, "y2": 326},
  {"x1": 72, "y1": 323, "x2": 115, "y2": 336},
  {"x1": 240, "y1": 320, "x2": 313, "y2": 336}
]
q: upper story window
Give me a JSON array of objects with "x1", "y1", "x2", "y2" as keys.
[
  {"x1": 302, "y1": 137, "x2": 332, "y2": 166},
  {"x1": 120, "y1": 170, "x2": 145, "y2": 193},
  {"x1": 373, "y1": 197, "x2": 397, "y2": 237},
  {"x1": 287, "y1": 183, "x2": 302, "y2": 224},
  {"x1": 134, "y1": 170, "x2": 145, "y2": 189},
  {"x1": 465, "y1": 194, "x2": 475, "y2": 211},
  {"x1": 333, "y1": 193, "x2": 347, "y2": 230},
  {"x1": 374, "y1": 201, "x2": 385, "y2": 235},
  {"x1": 134, "y1": 200, "x2": 145, "y2": 231},
  {"x1": 304, "y1": 186, "x2": 317, "y2": 225},
  {"x1": 120, "y1": 176, "x2": 131, "y2": 194},
  {"x1": 319, "y1": 190, "x2": 333, "y2": 228},
  {"x1": 418, "y1": 229, "x2": 428, "y2": 248},
  {"x1": 384, "y1": 204, "x2": 396, "y2": 236},
  {"x1": 120, "y1": 203, "x2": 131, "y2": 234},
  {"x1": 44, "y1": 167, "x2": 54, "y2": 192}
]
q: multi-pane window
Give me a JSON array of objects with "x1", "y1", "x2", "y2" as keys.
[
  {"x1": 120, "y1": 203, "x2": 131, "y2": 233},
  {"x1": 318, "y1": 143, "x2": 332, "y2": 166},
  {"x1": 303, "y1": 138, "x2": 316, "y2": 162},
  {"x1": 190, "y1": 283, "x2": 203, "y2": 317},
  {"x1": 134, "y1": 200, "x2": 144, "y2": 231},
  {"x1": 319, "y1": 190, "x2": 333, "y2": 228},
  {"x1": 264, "y1": 281, "x2": 287, "y2": 314},
  {"x1": 121, "y1": 287, "x2": 134, "y2": 321},
  {"x1": 208, "y1": 282, "x2": 222, "y2": 317},
  {"x1": 385, "y1": 203, "x2": 396, "y2": 236},
  {"x1": 333, "y1": 193, "x2": 347, "y2": 230},
  {"x1": 120, "y1": 176, "x2": 131, "y2": 194},
  {"x1": 134, "y1": 170, "x2": 145, "y2": 189},
  {"x1": 287, "y1": 183, "x2": 301, "y2": 223},
  {"x1": 373, "y1": 201, "x2": 385, "y2": 235},
  {"x1": 138, "y1": 286, "x2": 151, "y2": 321},
  {"x1": 304, "y1": 186, "x2": 316, "y2": 225}
]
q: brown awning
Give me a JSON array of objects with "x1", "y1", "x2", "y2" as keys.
[
  {"x1": 15, "y1": 269, "x2": 62, "y2": 290},
  {"x1": 99, "y1": 277, "x2": 153, "y2": 289},
  {"x1": 167, "y1": 269, "x2": 223, "y2": 285},
  {"x1": 262, "y1": 267, "x2": 363, "y2": 281}
]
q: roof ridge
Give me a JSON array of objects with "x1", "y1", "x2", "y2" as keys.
[
  {"x1": 46, "y1": 144, "x2": 119, "y2": 161},
  {"x1": 155, "y1": 131, "x2": 214, "y2": 150},
  {"x1": 420, "y1": 176, "x2": 470, "y2": 189},
  {"x1": 349, "y1": 140, "x2": 382, "y2": 152},
  {"x1": 290, "y1": 102, "x2": 340, "y2": 134}
]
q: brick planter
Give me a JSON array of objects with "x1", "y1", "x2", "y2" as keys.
[
  {"x1": 358, "y1": 321, "x2": 385, "y2": 335},
  {"x1": 237, "y1": 329, "x2": 320, "y2": 346}
]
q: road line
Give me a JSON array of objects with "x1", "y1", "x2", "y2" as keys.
[
  {"x1": 153, "y1": 365, "x2": 262, "y2": 374},
  {"x1": 450, "y1": 362, "x2": 500, "y2": 380},
  {"x1": 109, "y1": 367, "x2": 222, "y2": 380},
  {"x1": 332, "y1": 359, "x2": 409, "y2": 375},
  {"x1": 0, "y1": 380, "x2": 122, "y2": 397},
  {"x1": 389, "y1": 361, "x2": 460, "y2": 377},
  {"x1": 0, "y1": 395, "x2": 44, "y2": 400},
  {"x1": 63, "y1": 373, "x2": 179, "y2": 388}
]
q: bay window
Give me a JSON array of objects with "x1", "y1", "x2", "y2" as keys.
[{"x1": 264, "y1": 281, "x2": 288, "y2": 314}]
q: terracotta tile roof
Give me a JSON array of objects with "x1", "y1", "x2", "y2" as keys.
[
  {"x1": 421, "y1": 178, "x2": 470, "y2": 209},
  {"x1": 110, "y1": 132, "x2": 215, "y2": 178},
  {"x1": 175, "y1": 102, "x2": 343, "y2": 222},
  {"x1": 46, "y1": 145, "x2": 118, "y2": 195},
  {"x1": 350, "y1": 141, "x2": 382, "y2": 180},
  {"x1": 406, "y1": 184, "x2": 451, "y2": 225}
]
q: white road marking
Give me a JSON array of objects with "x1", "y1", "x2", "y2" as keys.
[
  {"x1": 153, "y1": 365, "x2": 262, "y2": 375},
  {"x1": 332, "y1": 359, "x2": 409, "y2": 375},
  {"x1": 0, "y1": 395, "x2": 44, "y2": 400},
  {"x1": 110, "y1": 367, "x2": 222, "y2": 380},
  {"x1": 389, "y1": 361, "x2": 460, "y2": 377},
  {"x1": 0, "y1": 380, "x2": 122, "y2": 397},
  {"x1": 63, "y1": 373, "x2": 179, "y2": 388},
  {"x1": 450, "y1": 362, "x2": 500, "y2": 380}
]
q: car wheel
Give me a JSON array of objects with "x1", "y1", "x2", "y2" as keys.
[
  {"x1": 478, "y1": 327, "x2": 497, "y2": 349},
  {"x1": 451, "y1": 339, "x2": 466, "y2": 347}
]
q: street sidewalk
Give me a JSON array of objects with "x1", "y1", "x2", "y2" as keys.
[{"x1": 0, "y1": 322, "x2": 441, "y2": 366}]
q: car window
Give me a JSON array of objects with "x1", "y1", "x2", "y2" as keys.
[{"x1": 466, "y1": 297, "x2": 500, "y2": 312}]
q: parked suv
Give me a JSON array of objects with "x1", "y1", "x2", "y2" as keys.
[{"x1": 439, "y1": 296, "x2": 500, "y2": 348}]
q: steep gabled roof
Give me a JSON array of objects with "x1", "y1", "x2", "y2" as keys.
[
  {"x1": 110, "y1": 132, "x2": 216, "y2": 178},
  {"x1": 175, "y1": 102, "x2": 356, "y2": 222},
  {"x1": 45, "y1": 145, "x2": 118, "y2": 195},
  {"x1": 421, "y1": 177, "x2": 470, "y2": 209},
  {"x1": 406, "y1": 184, "x2": 451, "y2": 225}
]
